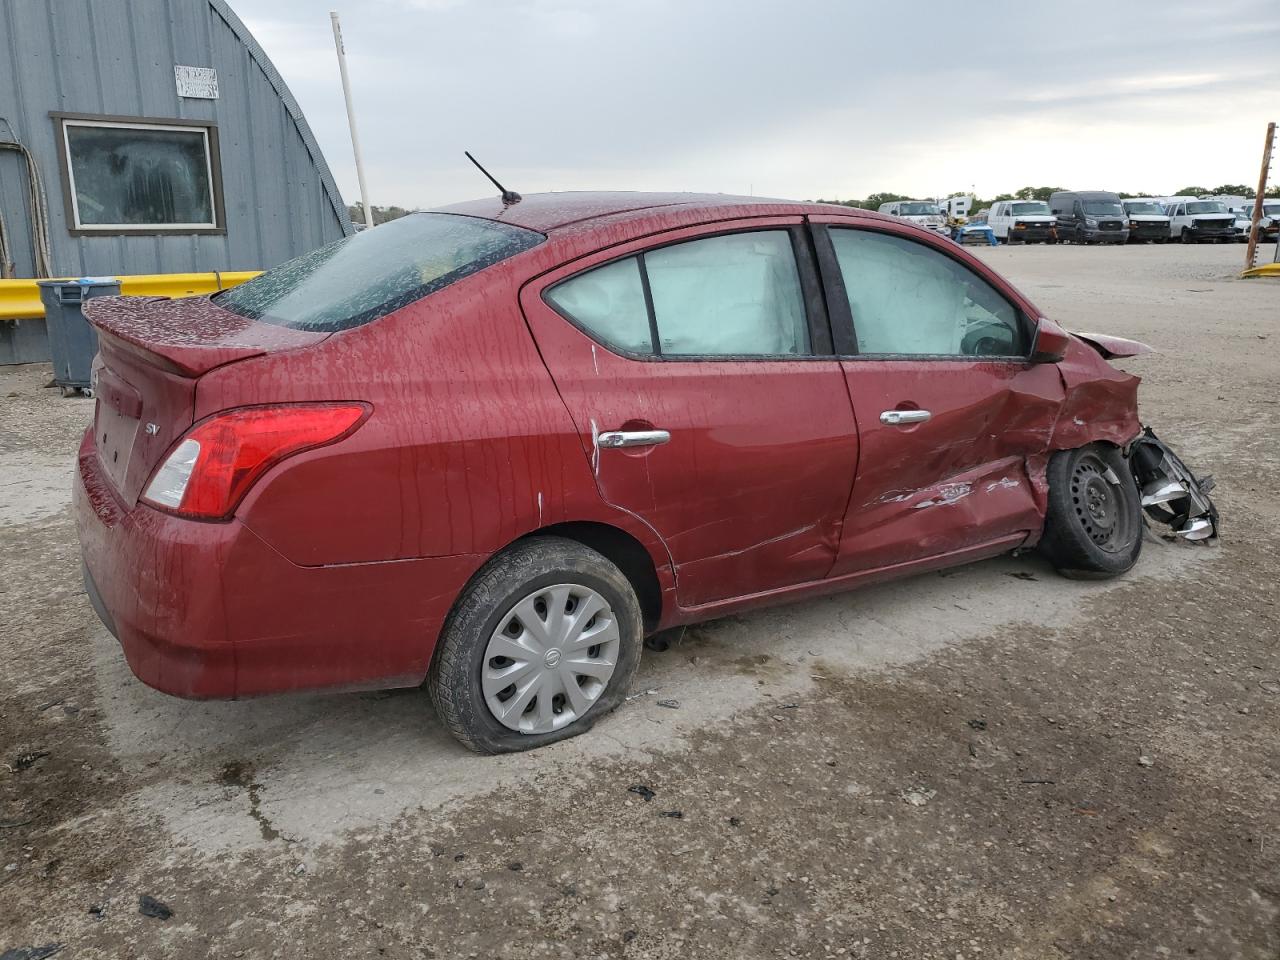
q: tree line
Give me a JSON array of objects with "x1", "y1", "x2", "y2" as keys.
[{"x1": 348, "y1": 203, "x2": 417, "y2": 225}]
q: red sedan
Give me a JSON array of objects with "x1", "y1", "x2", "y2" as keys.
[{"x1": 74, "y1": 192, "x2": 1217, "y2": 753}]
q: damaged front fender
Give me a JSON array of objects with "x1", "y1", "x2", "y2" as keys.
[
  {"x1": 1072, "y1": 331, "x2": 1155, "y2": 360},
  {"x1": 1049, "y1": 339, "x2": 1143, "y2": 452}
]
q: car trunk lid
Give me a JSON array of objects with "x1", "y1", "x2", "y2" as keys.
[{"x1": 83, "y1": 295, "x2": 328, "y2": 505}]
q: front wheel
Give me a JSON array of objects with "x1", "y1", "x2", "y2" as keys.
[
  {"x1": 1039, "y1": 444, "x2": 1143, "y2": 579},
  {"x1": 428, "y1": 537, "x2": 643, "y2": 754}
]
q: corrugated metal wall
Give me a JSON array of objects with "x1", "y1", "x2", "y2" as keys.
[{"x1": 0, "y1": 0, "x2": 351, "y2": 282}]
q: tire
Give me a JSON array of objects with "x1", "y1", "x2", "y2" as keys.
[
  {"x1": 428, "y1": 536, "x2": 644, "y2": 754},
  {"x1": 1039, "y1": 444, "x2": 1143, "y2": 580},
  {"x1": 1180, "y1": 228, "x2": 1191, "y2": 244}
]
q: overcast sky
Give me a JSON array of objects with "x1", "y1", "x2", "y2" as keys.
[{"x1": 233, "y1": 0, "x2": 1280, "y2": 209}]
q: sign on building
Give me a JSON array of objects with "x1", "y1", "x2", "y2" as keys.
[{"x1": 174, "y1": 65, "x2": 219, "y2": 99}]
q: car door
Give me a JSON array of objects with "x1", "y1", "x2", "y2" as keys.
[
  {"x1": 521, "y1": 219, "x2": 859, "y2": 608},
  {"x1": 809, "y1": 217, "x2": 1064, "y2": 576}
]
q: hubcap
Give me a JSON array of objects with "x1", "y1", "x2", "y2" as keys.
[
  {"x1": 482, "y1": 583, "x2": 620, "y2": 734},
  {"x1": 1069, "y1": 455, "x2": 1134, "y2": 552}
]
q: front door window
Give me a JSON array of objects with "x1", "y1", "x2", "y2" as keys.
[{"x1": 829, "y1": 229, "x2": 1026, "y2": 358}]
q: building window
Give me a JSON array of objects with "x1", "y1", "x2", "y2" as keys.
[{"x1": 51, "y1": 114, "x2": 225, "y2": 235}]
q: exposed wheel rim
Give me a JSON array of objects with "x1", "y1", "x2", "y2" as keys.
[
  {"x1": 1069, "y1": 454, "x2": 1136, "y2": 553},
  {"x1": 481, "y1": 583, "x2": 620, "y2": 734}
]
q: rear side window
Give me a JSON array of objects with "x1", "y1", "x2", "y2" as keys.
[
  {"x1": 217, "y1": 213, "x2": 544, "y2": 331},
  {"x1": 544, "y1": 258, "x2": 652, "y2": 354},
  {"x1": 830, "y1": 228, "x2": 1026, "y2": 358},
  {"x1": 545, "y1": 230, "x2": 809, "y2": 358}
]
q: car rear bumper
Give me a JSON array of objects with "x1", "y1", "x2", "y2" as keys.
[{"x1": 74, "y1": 429, "x2": 483, "y2": 699}]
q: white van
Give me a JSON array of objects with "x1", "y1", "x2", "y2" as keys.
[
  {"x1": 1120, "y1": 199, "x2": 1172, "y2": 243},
  {"x1": 987, "y1": 200, "x2": 1057, "y2": 243},
  {"x1": 877, "y1": 200, "x2": 949, "y2": 235},
  {"x1": 1224, "y1": 200, "x2": 1280, "y2": 243},
  {"x1": 1161, "y1": 197, "x2": 1236, "y2": 243}
]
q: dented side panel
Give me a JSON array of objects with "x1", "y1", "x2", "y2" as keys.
[
  {"x1": 832, "y1": 360, "x2": 1061, "y2": 573},
  {"x1": 832, "y1": 339, "x2": 1144, "y2": 567}
]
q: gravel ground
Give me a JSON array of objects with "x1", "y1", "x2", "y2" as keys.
[{"x1": 0, "y1": 242, "x2": 1277, "y2": 959}]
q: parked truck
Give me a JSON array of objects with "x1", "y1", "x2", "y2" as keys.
[{"x1": 876, "y1": 200, "x2": 950, "y2": 235}]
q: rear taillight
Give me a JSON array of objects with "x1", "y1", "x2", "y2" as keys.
[{"x1": 141, "y1": 403, "x2": 370, "y2": 519}]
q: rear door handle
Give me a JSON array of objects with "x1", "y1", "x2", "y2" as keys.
[
  {"x1": 598, "y1": 430, "x2": 671, "y2": 449},
  {"x1": 880, "y1": 409, "x2": 932, "y2": 426}
]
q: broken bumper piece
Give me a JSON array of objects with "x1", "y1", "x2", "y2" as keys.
[{"x1": 1128, "y1": 427, "x2": 1219, "y2": 541}]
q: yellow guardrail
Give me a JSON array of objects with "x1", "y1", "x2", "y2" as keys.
[{"x1": 0, "y1": 271, "x2": 262, "y2": 320}]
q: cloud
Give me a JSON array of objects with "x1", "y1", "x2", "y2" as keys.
[{"x1": 232, "y1": 0, "x2": 1280, "y2": 206}]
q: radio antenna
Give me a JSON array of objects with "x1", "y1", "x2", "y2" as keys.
[{"x1": 464, "y1": 151, "x2": 521, "y2": 205}]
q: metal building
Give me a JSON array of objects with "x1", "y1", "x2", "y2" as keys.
[{"x1": 0, "y1": 0, "x2": 352, "y2": 359}]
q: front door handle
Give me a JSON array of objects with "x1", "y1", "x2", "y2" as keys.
[
  {"x1": 880, "y1": 409, "x2": 932, "y2": 426},
  {"x1": 598, "y1": 429, "x2": 671, "y2": 449}
]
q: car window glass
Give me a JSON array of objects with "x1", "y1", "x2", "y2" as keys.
[
  {"x1": 217, "y1": 213, "x2": 544, "y2": 332},
  {"x1": 545, "y1": 256, "x2": 653, "y2": 355},
  {"x1": 830, "y1": 228, "x2": 1025, "y2": 357},
  {"x1": 644, "y1": 231, "x2": 809, "y2": 356}
]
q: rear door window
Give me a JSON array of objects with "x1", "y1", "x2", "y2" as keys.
[
  {"x1": 545, "y1": 230, "x2": 810, "y2": 358},
  {"x1": 216, "y1": 213, "x2": 544, "y2": 331},
  {"x1": 646, "y1": 232, "x2": 808, "y2": 356}
]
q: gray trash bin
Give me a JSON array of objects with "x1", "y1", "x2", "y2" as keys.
[{"x1": 37, "y1": 277, "x2": 120, "y2": 397}]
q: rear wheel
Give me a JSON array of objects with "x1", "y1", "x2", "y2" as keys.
[
  {"x1": 1039, "y1": 444, "x2": 1143, "y2": 579},
  {"x1": 428, "y1": 537, "x2": 643, "y2": 753}
]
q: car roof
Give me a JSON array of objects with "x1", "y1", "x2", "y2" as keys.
[
  {"x1": 434, "y1": 191, "x2": 890, "y2": 234},
  {"x1": 1051, "y1": 190, "x2": 1121, "y2": 199}
]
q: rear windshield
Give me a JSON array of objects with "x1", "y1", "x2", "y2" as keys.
[{"x1": 216, "y1": 213, "x2": 544, "y2": 331}]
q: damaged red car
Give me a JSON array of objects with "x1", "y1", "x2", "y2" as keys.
[{"x1": 74, "y1": 192, "x2": 1217, "y2": 753}]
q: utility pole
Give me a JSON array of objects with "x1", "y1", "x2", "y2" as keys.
[
  {"x1": 330, "y1": 11, "x2": 374, "y2": 230},
  {"x1": 1245, "y1": 121, "x2": 1275, "y2": 271}
]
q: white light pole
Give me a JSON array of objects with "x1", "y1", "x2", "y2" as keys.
[{"x1": 330, "y1": 11, "x2": 373, "y2": 229}]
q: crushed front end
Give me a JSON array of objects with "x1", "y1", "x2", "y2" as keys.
[{"x1": 1128, "y1": 428, "x2": 1219, "y2": 541}]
